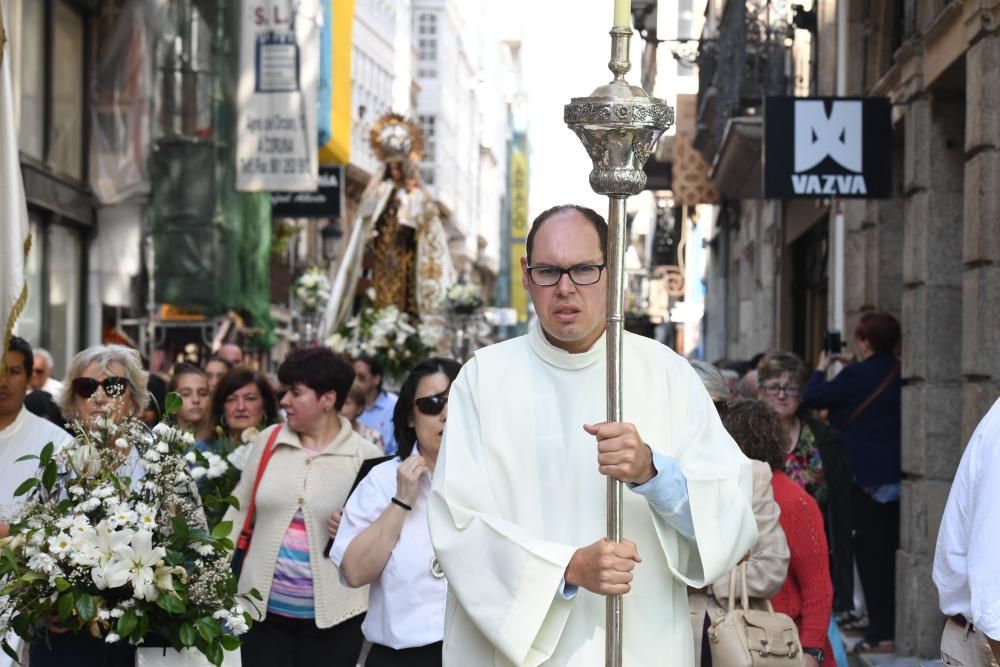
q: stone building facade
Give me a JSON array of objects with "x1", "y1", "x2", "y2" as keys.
[
  {"x1": 696, "y1": 0, "x2": 1000, "y2": 657},
  {"x1": 839, "y1": 0, "x2": 1000, "y2": 657}
]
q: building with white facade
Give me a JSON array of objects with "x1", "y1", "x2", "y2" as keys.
[{"x1": 412, "y1": 0, "x2": 513, "y2": 281}]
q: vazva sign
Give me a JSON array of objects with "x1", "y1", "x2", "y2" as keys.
[{"x1": 764, "y1": 97, "x2": 892, "y2": 199}]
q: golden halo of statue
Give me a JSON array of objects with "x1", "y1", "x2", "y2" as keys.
[{"x1": 369, "y1": 113, "x2": 424, "y2": 164}]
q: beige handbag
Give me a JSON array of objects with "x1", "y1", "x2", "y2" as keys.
[{"x1": 707, "y1": 562, "x2": 803, "y2": 667}]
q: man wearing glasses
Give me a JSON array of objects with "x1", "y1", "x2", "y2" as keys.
[{"x1": 429, "y1": 205, "x2": 756, "y2": 666}]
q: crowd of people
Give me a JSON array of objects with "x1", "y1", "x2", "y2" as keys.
[{"x1": 0, "y1": 203, "x2": 995, "y2": 667}]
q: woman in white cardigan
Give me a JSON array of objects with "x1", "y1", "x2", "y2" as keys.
[{"x1": 225, "y1": 348, "x2": 382, "y2": 667}]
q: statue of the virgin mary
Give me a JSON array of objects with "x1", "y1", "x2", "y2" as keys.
[{"x1": 320, "y1": 113, "x2": 454, "y2": 338}]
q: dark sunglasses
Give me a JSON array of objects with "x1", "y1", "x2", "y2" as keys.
[
  {"x1": 414, "y1": 392, "x2": 449, "y2": 416},
  {"x1": 72, "y1": 376, "x2": 131, "y2": 399}
]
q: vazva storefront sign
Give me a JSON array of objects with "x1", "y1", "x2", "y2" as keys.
[{"x1": 764, "y1": 97, "x2": 892, "y2": 199}]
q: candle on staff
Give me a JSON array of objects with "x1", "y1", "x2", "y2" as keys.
[{"x1": 613, "y1": 0, "x2": 631, "y2": 27}]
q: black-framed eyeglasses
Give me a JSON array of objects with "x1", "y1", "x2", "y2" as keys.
[
  {"x1": 72, "y1": 376, "x2": 131, "y2": 399},
  {"x1": 414, "y1": 392, "x2": 449, "y2": 416},
  {"x1": 759, "y1": 383, "x2": 801, "y2": 397},
  {"x1": 526, "y1": 263, "x2": 606, "y2": 287}
]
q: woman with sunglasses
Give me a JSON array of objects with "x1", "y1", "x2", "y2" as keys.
[
  {"x1": 58, "y1": 345, "x2": 149, "y2": 427},
  {"x1": 686, "y1": 360, "x2": 789, "y2": 667},
  {"x1": 35, "y1": 346, "x2": 201, "y2": 667},
  {"x1": 331, "y1": 357, "x2": 461, "y2": 667}
]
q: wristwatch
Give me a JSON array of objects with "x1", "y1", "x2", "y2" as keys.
[{"x1": 802, "y1": 647, "x2": 824, "y2": 663}]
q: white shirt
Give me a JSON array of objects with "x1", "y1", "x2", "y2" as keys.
[
  {"x1": 428, "y1": 320, "x2": 757, "y2": 666},
  {"x1": 330, "y1": 455, "x2": 445, "y2": 649},
  {"x1": 933, "y1": 396, "x2": 1000, "y2": 640},
  {"x1": 0, "y1": 406, "x2": 74, "y2": 520},
  {"x1": 0, "y1": 406, "x2": 73, "y2": 667}
]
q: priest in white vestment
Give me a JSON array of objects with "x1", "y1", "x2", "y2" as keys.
[{"x1": 428, "y1": 205, "x2": 758, "y2": 667}]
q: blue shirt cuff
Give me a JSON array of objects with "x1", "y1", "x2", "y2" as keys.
[
  {"x1": 557, "y1": 577, "x2": 578, "y2": 600},
  {"x1": 629, "y1": 450, "x2": 696, "y2": 540}
]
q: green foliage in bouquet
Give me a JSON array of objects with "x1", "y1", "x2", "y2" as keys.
[
  {"x1": 0, "y1": 393, "x2": 260, "y2": 665},
  {"x1": 186, "y1": 426, "x2": 259, "y2": 530},
  {"x1": 327, "y1": 303, "x2": 442, "y2": 382}
]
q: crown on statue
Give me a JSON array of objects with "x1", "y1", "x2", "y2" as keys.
[{"x1": 369, "y1": 113, "x2": 424, "y2": 163}]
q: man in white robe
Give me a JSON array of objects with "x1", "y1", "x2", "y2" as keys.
[{"x1": 428, "y1": 205, "x2": 758, "y2": 667}]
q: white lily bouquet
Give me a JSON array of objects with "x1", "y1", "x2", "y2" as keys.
[
  {"x1": 292, "y1": 266, "x2": 331, "y2": 315},
  {"x1": 446, "y1": 282, "x2": 484, "y2": 314},
  {"x1": 0, "y1": 396, "x2": 259, "y2": 665}
]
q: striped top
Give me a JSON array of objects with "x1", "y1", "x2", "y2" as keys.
[{"x1": 267, "y1": 508, "x2": 315, "y2": 618}]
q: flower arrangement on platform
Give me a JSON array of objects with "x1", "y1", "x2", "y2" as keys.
[
  {"x1": 293, "y1": 267, "x2": 331, "y2": 314},
  {"x1": 0, "y1": 395, "x2": 259, "y2": 666},
  {"x1": 446, "y1": 281, "x2": 484, "y2": 314},
  {"x1": 327, "y1": 303, "x2": 438, "y2": 381}
]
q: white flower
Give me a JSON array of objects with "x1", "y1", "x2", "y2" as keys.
[
  {"x1": 107, "y1": 531, "x2": 167, "y2": 601},
  {"x1": 193, "y1": 543, "x2": 214, "y2": 556},
  {"x1": 68, "y1": 485, "x2": 85, "y2": 497},
  {"x1": 152, "y1": 423, "x2": 174, "y2": 439},
  {"x1": 184, "y1": 451, "x2": 197, "y2": 464},
  {"x1": 109, "y1": 505, "x2": 137, "y2": 529},
  {"x1": 114, "y1": 438, "x2": 129, "y2": 449},
  {"x1": 94, "y1": 485, "x2": 116, "y2": 499},
  {"x1": 182, "y1": 432, "x2": 195, "y2": 445},
  {"x1": 105, "y1": 632, "x2": 120, "y2": 643},
  {"x1": 97, "y1": 609, "x2": 111, "y2": 620},
  {"x1": 109, "y1": 607, "x2": 125, "y2": 618},
  {"x1": 190, "y1": 466, "x2": 207, "y2": 480},
  {"x1": 80, "y1": 497, "x2": 102, "y2": 512},
  {"x1": 227, "y1": 444, "x2": 251, "y2": 472},
  {"x1": 47, "y1": 533, "x2": 73, "y2": 557},
  {"x1": 27, "y1": 552, "x2": 58, "y2": 575},
  {"x1": 228, "y1": 613, "x2": 249, "y2": 635},
  {"x1": 55, "y1": 516, "x2": 74, "y2": 531},
  {"x1": 136, "y1": 510, "x2": 156, "y2": 531},
  {"x1": 143, "y1": 449, "x2": 161, "y2": 463},
  {"x1": 155, "y1": 442, "x2": 169, "y2": 454},
  {"x1": 213, "y1": 610, "x2": 228, "y2": 620}
]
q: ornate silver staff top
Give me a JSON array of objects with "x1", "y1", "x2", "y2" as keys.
[{"x1": 564, "y1": 25, "x2": 673, "y2": 667}]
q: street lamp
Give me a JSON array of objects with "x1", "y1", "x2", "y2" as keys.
[{"x1": 320, "y1": 219, "x2": 343, "y2": 261}]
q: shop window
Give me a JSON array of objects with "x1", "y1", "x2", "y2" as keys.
[
  {"x1": 47, "y1": 224, "x2": 83, "y2": 378},
  {"x1": 49, "y1": 0, "x2": 85, "y2": 179},
  {"x1": 16, "y1": 0, "x2": 45, "y2": 159}
]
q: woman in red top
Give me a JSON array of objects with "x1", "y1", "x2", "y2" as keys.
[{"x1": 724, "y1": 399, "x2": 835, "y2": 667}]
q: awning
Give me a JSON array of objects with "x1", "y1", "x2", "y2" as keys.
[{"x1": 709, "y1": 116, "x2": 762, "y2": 200}]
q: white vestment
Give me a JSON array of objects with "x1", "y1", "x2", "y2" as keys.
[{"x1": 428, "y1": 321, "x2": 758, "y2": 666}]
